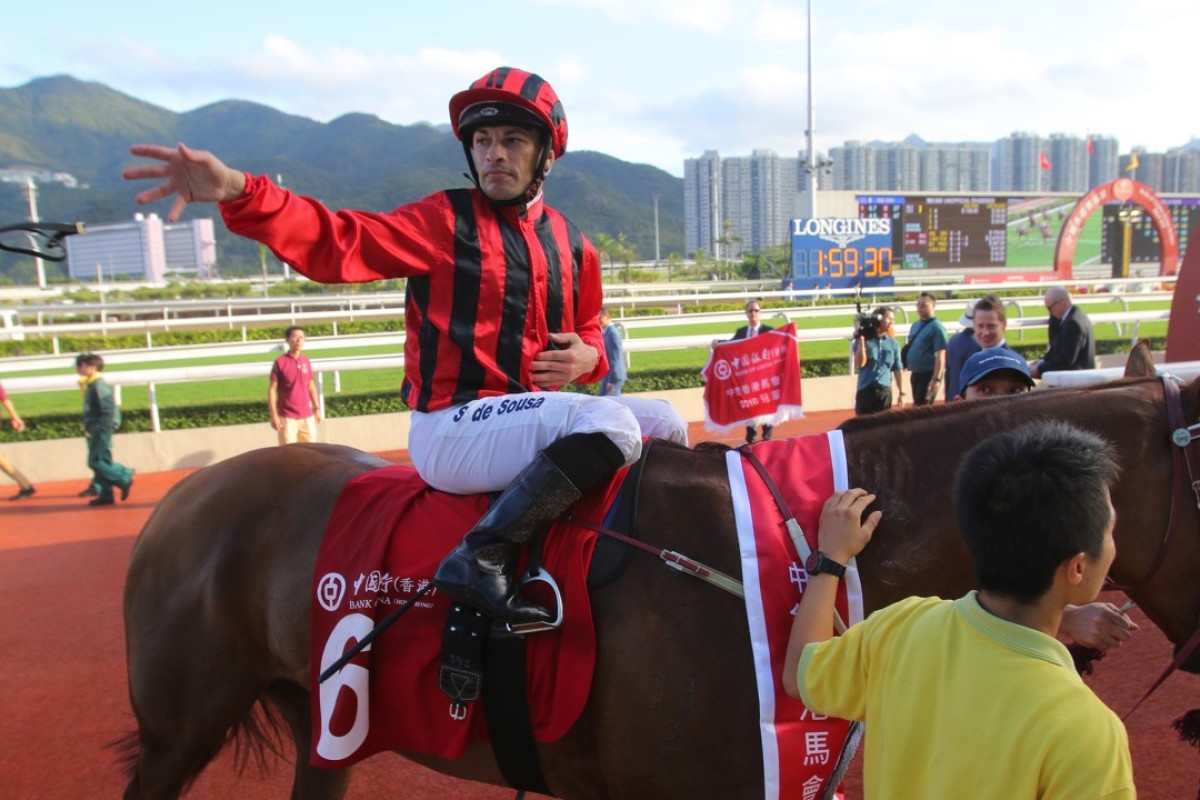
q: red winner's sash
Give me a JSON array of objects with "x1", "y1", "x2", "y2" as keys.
[
  {"x1": 703, "y1": 322, "x2": 803, "y2": 432},
  {"x1": 727, "y1": 432, "x2": 861, "y2": 800}
]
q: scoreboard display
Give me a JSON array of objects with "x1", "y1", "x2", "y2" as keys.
[
  {"x1": 1101, "y1": 198, "x2": 1199, "y2": 264},
  {"x1": 789, "y1": 217, "x2": 894, "y2": 289},
  {"x1": 858, "y1": 195, "x2": 1008, "y2": 269}
]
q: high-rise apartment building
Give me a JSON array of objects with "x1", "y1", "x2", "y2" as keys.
[
  {"x1": 1046, "y1": 134, "x2": 1088, "y2": 192},
  {"x1": 830, "y1": 138, "x2": 989, "y2": 191},
  {"x1": 683, "y1": 151, "x2": 721, "y2": 258},
  {"x1": 1163, "y1": 144, "x2": 1200, "y2": 192},
  {"x1": 683, "y1": 149, "x2": 799, "y2": 257},
  {"x1": 750, "y1": 149, "x2": 799, "y2": 253},
  {"x1": 1122, "y1": 149, "x2": 1166, "y2": 192},
  {"x1": 1088, "y1": 135, "x2": 1120, "y2": 188},
  {"x1": 830, "y1": 142, "x2": 878, "y2": 190},
  {"x1": 993, "y1": 132, "x2": 1046, "y2": 192}
]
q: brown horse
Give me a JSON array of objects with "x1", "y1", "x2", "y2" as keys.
[{"x1": 120, "y1": 344, "x2": 1200, "y2": 799}]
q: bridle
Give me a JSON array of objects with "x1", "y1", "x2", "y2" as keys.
[
  {"x1": 1115, "y1": 374, "x2": 1200, "y2": 719},
  {"x1": 1107, "y1": 374, "x2": 1200, "y2": 591}
]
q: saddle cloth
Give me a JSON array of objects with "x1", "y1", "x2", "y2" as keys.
[
  {"x1": 308, "y1": 464, "x2": 626, "y2": 767},
  {"x1": 728, "y1": 431, "x2": 861, "y2": 800}
]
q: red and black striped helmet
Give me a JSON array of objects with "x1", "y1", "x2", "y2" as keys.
[{"x1": 449, "y1": 67, "x2": 568, "y2": 158}]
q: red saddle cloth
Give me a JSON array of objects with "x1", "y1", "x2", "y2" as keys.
[{"x1": 308, "y1": 464, "x2": 625, "y2": 768}]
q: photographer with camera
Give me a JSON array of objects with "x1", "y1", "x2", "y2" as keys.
[{"x1": 852, "y1": 306, "x2": 904, "y2": 416}]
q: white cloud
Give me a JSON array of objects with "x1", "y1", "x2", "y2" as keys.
[{"x1": 748, "y1": 2, "x2": 808, "y2": 43}]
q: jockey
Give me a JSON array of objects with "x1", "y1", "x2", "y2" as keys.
[{"x1": 123, "y1": 67, "x2": 688, "y2": 626}]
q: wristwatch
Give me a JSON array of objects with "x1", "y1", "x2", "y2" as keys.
[{"x1": 805, "y1": 551, "x2": 847, "y2": 579}]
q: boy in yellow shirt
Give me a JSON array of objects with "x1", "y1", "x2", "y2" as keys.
[{"x1": 784, "y1": 421, "x2": 1135, "y2": 799}]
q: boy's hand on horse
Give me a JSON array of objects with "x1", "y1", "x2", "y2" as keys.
[
  {"x1": 817, "y1": 488, "x2": 881, "y2": 565},
  {"x1": 124, "y1": 143, "x2": 248, "y2": 223},
  {"x1": 1060, "y1": 602, "x2": 1139, "y2": 650}
]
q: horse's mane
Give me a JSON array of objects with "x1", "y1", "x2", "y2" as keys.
[{"x1": 837, "y1": 377, "x2": 1162, "y2": 434}]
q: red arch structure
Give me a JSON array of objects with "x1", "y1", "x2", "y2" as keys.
[{"x1": 1053, "y1": 178, "x2": 1180, "y2": 280}]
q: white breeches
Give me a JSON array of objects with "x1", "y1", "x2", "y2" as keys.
[{"x1": 408, "y1": 393, "x2": 689, "y2": 495}]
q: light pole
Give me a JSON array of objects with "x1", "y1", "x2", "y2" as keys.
[
  {"x1": 22, "y1": 177, "x2": 47, "y2": 289},
  {"x1": 653, "y1": 193, "x2": 661, "y2": 266},
  {"x1": 801, "y1": 0, "x2": 818, "y2": 220}
]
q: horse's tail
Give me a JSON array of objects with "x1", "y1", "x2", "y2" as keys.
[{"x1": 112, "y1": 693, "x2": 291, "y2": 796}]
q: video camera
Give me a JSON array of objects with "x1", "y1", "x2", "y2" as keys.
[{"x1": 855, "y1": 301, "x2": 885, "y2": 340}]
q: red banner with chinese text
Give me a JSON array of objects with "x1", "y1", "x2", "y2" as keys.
[{"x1": 702, "y1": 322, "x2": 803, "y2": 432}]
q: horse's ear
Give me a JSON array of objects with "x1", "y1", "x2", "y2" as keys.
[{"x1": 1124, "y1": 339, "x2": 1157, "y2": 379}]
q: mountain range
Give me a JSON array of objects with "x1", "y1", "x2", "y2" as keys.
[{"x1": 0, "y1": 76, "x2": 684, "y2": 280}]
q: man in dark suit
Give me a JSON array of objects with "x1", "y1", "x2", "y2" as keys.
[
  {"x1": 1030, "y1": 287, "x2": 1096, "y2": 378},
  {"x1": 731, "y1": 300, "x2": 774, "y2": 444}
]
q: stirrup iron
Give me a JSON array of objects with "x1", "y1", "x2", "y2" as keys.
[{"x1": 506, "y1": 570, "x2": 564, "y2": 635}]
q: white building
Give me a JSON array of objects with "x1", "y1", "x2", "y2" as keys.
[{"x1": 65, "y1": 214, "x2": 217, "y2": 282}]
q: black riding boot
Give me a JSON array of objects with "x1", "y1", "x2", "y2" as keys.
[{"x1": 434, "y1": 453, "x2": 582, "y2": 624}]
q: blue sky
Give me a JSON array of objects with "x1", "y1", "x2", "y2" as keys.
[{"x1": 1, "y1": 0, "x2": 1194, "y2": 177}]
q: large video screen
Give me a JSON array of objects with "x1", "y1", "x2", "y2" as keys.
[
  {"x1": 1100, "y1": 197, "x2": 1200, "y2": 263},
  {"x1": 858, "y1": 195, "x2": 1008, "y2": 269}
]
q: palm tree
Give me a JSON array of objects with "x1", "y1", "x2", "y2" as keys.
[
  {"x1": 615, "y1": 233, "x2": 637, "y2": 283},
  {"x1": 715, "y1": 219, "x2": 742, "y2": 276},
  {"x1": 593, "y1": 232, "x2": 618, "y2": 281}
]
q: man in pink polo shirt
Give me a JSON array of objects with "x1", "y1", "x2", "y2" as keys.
[{"x1": 268, "y1": 326, "x2": 322, "y2": 445}]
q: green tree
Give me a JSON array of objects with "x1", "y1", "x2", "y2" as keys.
[
  {"x1": 615, "y1": 233, "x2": 637, "y2": 283},
  {"x1": 593, "y1": 232, "x2": 618, "y2": 281},
  {"x1": 715, "y1": 219, "x2": 743, "y2": 275}
]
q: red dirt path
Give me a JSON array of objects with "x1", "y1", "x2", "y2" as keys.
[{"x1": 1, "y1": 411, "x2": 1197, "y2": 798}]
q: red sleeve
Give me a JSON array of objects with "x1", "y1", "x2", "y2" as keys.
[
  {"x1": 220, "y1": 174, "x2": 449, "y2": 284},
  {"x1": 571, "y1": 239, "x2": 608, "y2": 385}
]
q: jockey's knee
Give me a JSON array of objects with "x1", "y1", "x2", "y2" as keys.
[
  {"x1": 642, "y1": 405, "x2": 689, "y2": 447},
  {"x1": 544, "y1": 431, "x2": 627, "y2": 489}
]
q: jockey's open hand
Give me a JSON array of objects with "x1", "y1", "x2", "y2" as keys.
[
  {"x1": 124, "y1": 143, "x2": 247, "y2": 222},
  {"x1": 817, "y1": 488, "x2": 881, "y2": 564},
  {"x1": 532, "y1": 332, "x2": 599, "y2": 389}
]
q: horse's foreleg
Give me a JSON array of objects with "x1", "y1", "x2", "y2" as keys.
[{"x1": 264, "y1": 682, "x2": 353, "y2": 800}]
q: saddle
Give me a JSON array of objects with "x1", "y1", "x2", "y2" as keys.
[
  {"x1": 437, "y1": 448, "x2": 649, "y2": 794},
  {"x1": 307, "y1": 453, "x2": 642, "y2": 779}
]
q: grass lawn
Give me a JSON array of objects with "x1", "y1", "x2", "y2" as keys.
[{"x1": 1005, "y1": 209, "x2": 1105, "y2": 269}]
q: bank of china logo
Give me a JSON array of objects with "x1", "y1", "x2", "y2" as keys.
[
  {"x1": 317, "y1": 572, "x2": 346, "y2": 612},
  {"x1": 713, "y1": 359, "x2": 733, "y2": 381}
]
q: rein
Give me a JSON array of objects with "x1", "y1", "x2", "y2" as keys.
[
  {"x1": 567, "y1": 517, "x2": 744, "y2": 598},
  {"x1": 1116, "y1": 375, "x2": 1200, "y2": 720}
]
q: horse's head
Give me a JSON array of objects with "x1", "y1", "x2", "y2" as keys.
[
  {"x1": 1108, "y1": 341, "x2": 1200, "y2": 673},
  {"x1": 842, "y1": 347, "x2": 1200, "y2": 674}
]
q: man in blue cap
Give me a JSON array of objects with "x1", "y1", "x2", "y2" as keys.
[{"x1": 955, "y1": 349, "x2": 1035, "y2": 401}]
